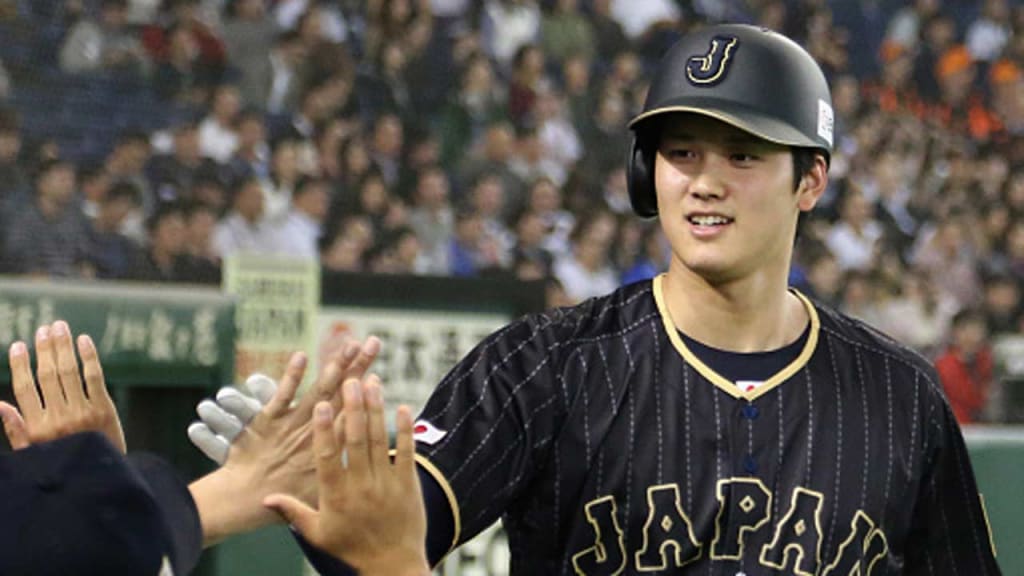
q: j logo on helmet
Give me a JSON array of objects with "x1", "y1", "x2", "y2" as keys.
[{"x1": 686, "y1": 36, "x2": 739, "y2": 86}]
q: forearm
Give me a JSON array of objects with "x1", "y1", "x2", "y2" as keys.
[{"x1": 188, "y1": 467, "x2": 280, "y2": 547}]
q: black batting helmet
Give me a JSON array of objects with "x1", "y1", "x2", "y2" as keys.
[{"x1": 627, "y1": 24, "x2": 834, "y2": 218}]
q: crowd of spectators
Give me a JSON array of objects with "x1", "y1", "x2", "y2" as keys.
[{"x1": 0, "y1": 0, "x2": 1022, "y2": 421}]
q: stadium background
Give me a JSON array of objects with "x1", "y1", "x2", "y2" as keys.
[{"x1": 0, "y1": 0, "x2": 1023, "y2": 573}]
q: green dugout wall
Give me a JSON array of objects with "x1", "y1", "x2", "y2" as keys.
[{"x1": 0, "y1": 276, "x2": 1021, "y2": 574}]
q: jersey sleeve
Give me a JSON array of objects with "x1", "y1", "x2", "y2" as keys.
[
  {"x1": 904, "y1": 374, "x2": 1002, "y2": 575},
  {"x1": 413, "y1": 309, "x2": 576, "y2": 554}
]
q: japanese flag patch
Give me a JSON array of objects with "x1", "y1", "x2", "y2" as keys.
[{"x1": 413, "y1": 420, "x2": 447, "y2": 445}]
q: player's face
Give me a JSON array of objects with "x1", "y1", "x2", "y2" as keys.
[{"x1": 654, "y1": 114, "x2": 824, "y2": 284}]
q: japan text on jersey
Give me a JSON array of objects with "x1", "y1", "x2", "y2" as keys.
[{"x1": 416, "y1": 276, "x2": 1000, "y2": 575}]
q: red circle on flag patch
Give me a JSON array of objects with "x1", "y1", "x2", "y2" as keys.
[{"x1": 414, "y1": 424, "x2": 428, "y2": 434}]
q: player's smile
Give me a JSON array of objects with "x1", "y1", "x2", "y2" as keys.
[{"x1": 685, "y1": 211, "x2": 734, "y2": 238}]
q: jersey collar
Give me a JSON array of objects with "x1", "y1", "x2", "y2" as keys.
[{"x1": 652, "y1": 274, "x2": 820, "y2": 401}]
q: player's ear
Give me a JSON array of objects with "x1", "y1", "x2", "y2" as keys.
[{"x1": 796, "y1": 154, "x2": 828, "y2": 212}]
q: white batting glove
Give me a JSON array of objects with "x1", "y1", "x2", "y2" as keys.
[{"x1": 187, "y1": 373, "x2": 279, "y2": 465}]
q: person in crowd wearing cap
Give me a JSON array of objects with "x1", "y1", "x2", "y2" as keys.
[{"x1": 233, "y1": 23, "x2": 1000, "y2": 574}]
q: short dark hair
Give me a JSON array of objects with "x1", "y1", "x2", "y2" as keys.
[{"x1": 791, "y1": 147, "x2": 820, "y2": 191}]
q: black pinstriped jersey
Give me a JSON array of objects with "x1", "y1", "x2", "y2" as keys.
[{"x1": 414, "y1": 275, "x2": 1001, "y2": 575}]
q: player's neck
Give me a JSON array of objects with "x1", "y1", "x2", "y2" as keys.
[{"x1": 662, "y1": 263, "x2": 808, "y2": 353}]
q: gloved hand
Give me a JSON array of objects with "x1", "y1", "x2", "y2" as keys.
[{"x1": 188, "y1": 373, "x2": 278, "y2": 465}]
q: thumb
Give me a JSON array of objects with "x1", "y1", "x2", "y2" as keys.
[
  {"x1": 0, "y1": 401, "x2": 30, "y2": 450},
  {"x1": 264, "y1": 493, "x2": 320, "y2": 540}
]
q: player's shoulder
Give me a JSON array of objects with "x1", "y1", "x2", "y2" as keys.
[
  {"x1": 517, "y1": 279, "x2": 657, "y2": 342},
  {"x1": 811, "y1": 296, "x2": 938, "y2": 380}
]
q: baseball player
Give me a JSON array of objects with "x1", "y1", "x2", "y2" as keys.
[{"x1": 207, "y1": 24, "x2": 1003, "y2": 574}]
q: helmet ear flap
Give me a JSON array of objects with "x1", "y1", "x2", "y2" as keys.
[{"x1": 627, "y1": 133, "x2": 658, "y2": 218}]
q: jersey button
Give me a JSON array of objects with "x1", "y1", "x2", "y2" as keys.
[
  {"x1": 743, "y1": 455, "x2": 758, "y2": 474},
  {"x1": 742, "y1": 405, "x2": 759, "y2": 420}
]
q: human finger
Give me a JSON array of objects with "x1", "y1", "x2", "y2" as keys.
[
  {"x1": 77, "y1": 334, "x2": 111, "y2": 406},
  {"x1": 364, "y1": 375, "x2": 389, "y2": 475},
  {"x1": 341, "y1": 378, "x2": 369, "y2": 480},
  {"x1": 329, "y1": 337, "x2": 381, "y2": 413},
  {"x1": 34, "y1": 325, "x2": 64, "y2": 411},
  {"x1": 187, "y1": 421, "x2": 229, "y2": 465},
  {"x1": 216, "y1": 387, "x2": 263, "y2": 423},
  {"x1": 51, "y1": 321, "x2": 86, "y2": 405},
  {"x1": 263, "y1": 493, "x2": 320, "y2": 544},
  {"x1": 197, "y1": 399, "x2": 244, "y2": 441},
  {"x1": 244, "y1": 373, "x2": 278, "y2": 406},
  {"x1": 0, "y1": 401, "x2": 30, "y2": 450},
  {"x1": 265, "y1": 352, "x2": 307, "y2": 417},
  {"x1": 9, "y1": 341, "x2": 41, "y2": 422},
  {"x1": 313, "y1": 402, "x2": 343, "y2": 499},
  {"x1": 394, "y1": 405, "x2": 417, "y2": 487}
]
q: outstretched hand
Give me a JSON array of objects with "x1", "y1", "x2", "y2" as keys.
[
  {"x1": 264, "y1": 375, "x2": 430, "y2": 576},
  {"x1": 0, "y1": 321, "x2": 124, "y2": 453},
  {"x1": 188, "y1": 338, "x2": 382, "y2": 547}
]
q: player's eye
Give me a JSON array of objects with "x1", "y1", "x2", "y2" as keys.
[
  {"x1": 730, "y1": 152, "x2": 760, "y2": 164},
  {"x1": 664, "y1": 147, "x2": 697, "y2": 160}
]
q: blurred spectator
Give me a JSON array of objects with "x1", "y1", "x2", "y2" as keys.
[
  {"x1": 0, "y1": 107, "x2": 26, "y2": 199},
  {"x1": 126, "y1": 201, "x2": 218, "y2": 283},
  {"x1": 407, "y1": 166, "x2": 454, "y2": 275},
  {"x1": 261, "y1": 137, "x2": 302, "y2": 222},
  {"x1": 512, "y1": 209, "x2": 553, "y2": 279},
  {"x1": 609, "y1": 0, "x2": 680, "y2": 40},
  {"x1": 553, "y1": 209, "x2": 618, "y2": 302},
  {"x1": 266, "y1": 30, "x2": 307, "y2": 114},
  {"x1": 85, "y1": 180, "x2": 142, "y2": 279},
  {"x1": 936, "y1": 309, "x2": 994, "y2": 424},
  {"x1": 526, "y1": 176, "x2": 574, "y2": 260},
  {"x1": 0, "y1": 58, "x2": 9, "y2": 100},
  {"x1": 449, "y1": 209, "x2": 487, "y2": 277},
  {"x1": 510, "y1": 124, "x2": 566, "y2": 187},
  {"x1": 982, "y1": 273, "x2": 1022, "y2": 336},
  {"x1": 561, "y1": 54, "x2": 594, "y2": 132},
  {"x1": 838, "y1": 269, "x2": 887, "y2": 328},
  {"x1": 601, "y1": 166, "x2": 631, "y2": 215},
  {"x1": 182, "y1": 200, "x2": 219, "y2": 267},
  {"x1": 273, "y1": 176, "x2": 329, "y2": 259},
  {"x1": 913, "y1": 12, "x2": 958, "y2": 103},
  {"x1": 147, "y1": 121, "x2": 210, "y2": 203},
  {"x1": 825, "y1": 189, "x2": 883, "y2": 272},
  {"x1": 3, "y1": 159, "x2": 91, "y2": 277},
  {"x1": 966, "y1": 0, "x2": 1012, "y2": 63},
  {"x1": 321, "y1": 215, "x2": 374, "y2": 273},
  {"x1": 212, "y1": 175, "x2": 277, "y2": 257},
  {"x1": 79, "y1": 164, "x2": 112, "y2": 221},
  {"x1": 227, "y1": 108, "x2": 270, "y2": 183},
  {"x1": 60, "y1": 0, "x2": 150, "y2": 76},
  {"x1": 621, "y1": 224, "x2": 668, "y2": 285},
  {"x1": 580, "y1": 89, "x2": 628, "y2": 178},
  {"x1": 589, "y1": 0, "x2": 629, "y2": 62},
  {"x1": 221, "y1": 0, "x2": 277, "y2": 109},
  {"x1": 154, "y1": 21, "x2": 212, "y2": 104},
  {"x1": 933, "y1": 45, "x2": 1002, "y2": 142},
  {"x1": 199, "y1": 84, "x2": 242, "y2": 163},
  {"x1": 506, "y1": 43, "x2": 545, "y2": 127},
  {"x1": 885, "y1": 0, "x2": 941, "y2": 49},
  {"x1": 912, "y1": 214, "x2": 983, "y2": 309},
  {"x1": 481, "y1": 0, "x2": 541, "y2": 70},
  {"x1": 540, "y1": 0, "x2": 595, "y2": 66},
  {"x1": 534, "y1": 85, "x2": 582, "y2": 181},
  {"x1": 466, "y1": 173, "x2": 514, "y2": 265},
  {"x1": 368, "y1": 225, "x2": 424, "y2": 274},
  {"x1": 368, "y1": 113, "x2": 405, "y2": 188},
  {"x1": 458, "y1": 121, "x2": 524, "y2": 214},
  {"x1": 877, "y1": 268, "x2": 956, "y2": 355},
  {"x1": 438, "y1": 53, "x2": 507, "y2": 173},
  {"x1": 141, "y1": 0, "x2": 226, "y2": 80},
  {"x1": 803, "y1": 249, "x2": 842, "y2": 307}
]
